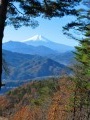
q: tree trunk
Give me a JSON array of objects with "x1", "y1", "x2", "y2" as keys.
[
  {"x1": 0, "y1": 0, "x2": 8, "y2": 88},
  {"x1": 79, "y1": 94, "x2": 83, "y2": 120},
  {"x1": 72, "y1": 89, "x2": 77, "y2": 120},
  {"x1": 87, "y1": 91, "x2": 90, "y2": 120}
]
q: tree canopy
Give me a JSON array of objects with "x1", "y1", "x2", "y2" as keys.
[
  {"x1": 7, "y1": 0, "x2": 82, "y2": 28},
  {"x1": 63, "y1": 0, "x2": 90, "y2": 71},
  {"x1": 63, "y1": 1, "x2": 90, "y2": 119}
]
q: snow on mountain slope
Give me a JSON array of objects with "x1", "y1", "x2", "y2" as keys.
[
  {"x1": 23, "y1": 34, "x2": 74, "y2": 53},
  {"x1": 24, "y1": 35, "x2": 50, "y2": 42}
]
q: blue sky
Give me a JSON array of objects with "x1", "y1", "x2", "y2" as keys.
[{"x1": 3, "y1": 15, "x2": 79, "y2": 46}]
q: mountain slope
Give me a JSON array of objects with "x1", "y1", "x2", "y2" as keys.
[
  {"x1": 3, "y1": 41, "x2": 74, "y2": 65},
  {"x1": 2, "y1": 50, "x2": 70, "y2": 81},
  {"x1": 3, "y1": 41, "x2": 58, "y2": 56},
  {"x1": 24, "y1": 35, "x2": 74, "y2": 53},
  {"x1": 0, "y1": 78, "x2": 72, "y2": 120},
  {"x1": 47, "y1": 51, "x2": 75, "y2": 65}
]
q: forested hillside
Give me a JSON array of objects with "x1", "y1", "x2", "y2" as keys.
[
  {"x1": 2, "y1": 50, "x2": 71, "y2": 80},
  {"x1": 0, "y1": 77, "x2": 73, "y2": 120}
]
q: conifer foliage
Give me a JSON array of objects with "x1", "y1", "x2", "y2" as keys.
[{"x1": 63, "y1": 1, "x2": 90, "y2": 119}]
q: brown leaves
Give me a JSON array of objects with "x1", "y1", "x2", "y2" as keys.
[{"x1": 0, "y1": 77, "x2": 74, "y2": 120}]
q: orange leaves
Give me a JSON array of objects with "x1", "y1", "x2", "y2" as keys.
[
  {"x1": 11, "y1": 106, "x2": 42, "y2": 120},
  {"x1": 0, "y1": 77, "x2": 74, "y2": 120},
  {"x1": 0, "y1": 96, "x2": 11, "y2": 111},
  {"x1": 47, "y1": 78, "x2": 73, "y2": 120}
]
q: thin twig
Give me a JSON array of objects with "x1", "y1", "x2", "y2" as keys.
[{"x1": 9, "y1": 3, "x2": 25, "y2": 16}]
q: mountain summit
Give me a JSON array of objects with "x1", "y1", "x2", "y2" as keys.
[{"x1": 24, "y1": 34, "x2": 50, "y2": 42}]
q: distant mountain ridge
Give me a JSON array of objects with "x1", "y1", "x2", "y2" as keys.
[
  {"x1": 3, "y1": 41, "x2": 58, "y2": 56},
  {"x1": 2, "y1": 50, "x2": 71, "y2": 81},
  {"x1": 47, "y1": 51, "x2": 75, "y2": 65},
  {"x1": 3, "y1": 35, "x2": 74, "y2": 54}
]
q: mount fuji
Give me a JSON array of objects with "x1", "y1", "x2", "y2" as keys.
[
  {"x1": 24, "y1": 35, "x2": 74, "y2": 53},
  {"x1": 24, "y1": 35, "x2": 49, "y2": 42}
]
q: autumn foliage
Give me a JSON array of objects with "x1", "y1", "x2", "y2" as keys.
[{"x1": 0, "y1": 77, "x2": 74, "y2": 120}]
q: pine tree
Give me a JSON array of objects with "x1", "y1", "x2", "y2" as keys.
[
  {"x1": 63, "y1": 1, "x2": 90, "y2": 119},
  {"x1": 73, "y1": 36, "x2": 90, "y2": 119}
]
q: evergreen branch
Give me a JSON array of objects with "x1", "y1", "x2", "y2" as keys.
[{"x1": 9, "y1": 3, "x2": 25, "y2": 16}]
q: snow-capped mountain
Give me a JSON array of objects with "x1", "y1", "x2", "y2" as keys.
[
  {"x1": 24, "y1": 35, "x2": 74, "y2": 53},
  {"x1": 25, "y1": 35, "x2": 50, "y2": 42}
]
